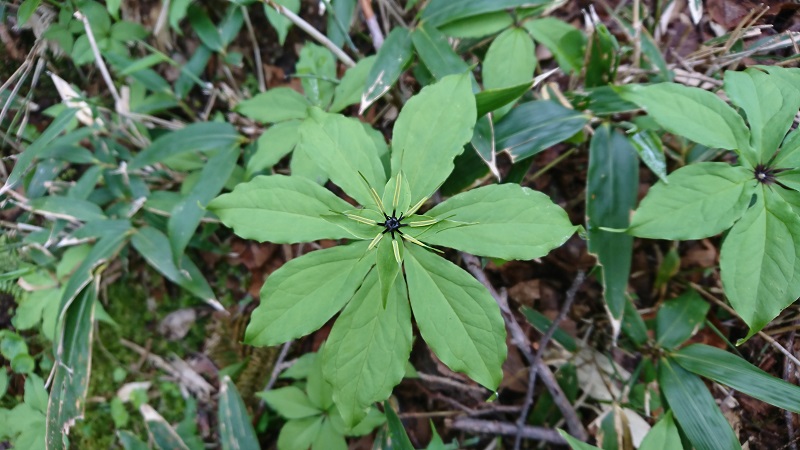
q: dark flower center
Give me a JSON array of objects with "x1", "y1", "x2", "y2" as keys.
[
  {"x1": 378, "y1": 211, "x2": 408, "y2": 238},
  {"x1": 754, "y1": 164, "x2": 776, "y2": 184}
]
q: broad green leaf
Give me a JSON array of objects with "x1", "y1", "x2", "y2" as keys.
[
  {"x1": 438, "y1": 11, "x2": 514, "y2": 38},
  {"x1": 264, "y1": 0, "x2": 300, "y2": 45},
  {"x1": 330, "y1": 56, "x2": 376, "y2": 113},
  {"x1": 384, "y1": 401, "x2": 415, "y2": 450},
  {"x1": 244, "y1": 241, "x2": 374, "y2": 346},
  {"x1": 376, "y1": 235, "x2": 402, "y2": 304},
  {"x1": 424, "y1": 184, "x2": 577, "y2": 260},
  {"x1": 639, "y1": 411, "x2": 681, "y2": 450},
  {"x1": 278, "y1": 417, "x2": 324, "y2": 450},
  {"x1": 557, "y1": 429, "x2": 601, "y2": 449},
  {"x1": 658, "y1": 357, "x2": 741, "y2": 450},
  {"x1": 188, "y1": 5, "x2": 223, "y2": 52},
  {"x1": 421, "y1": 0, "x2": 549, "y2": 27},
  {"x1": 391, "y1": 74, "x2": 476, "y2": 203},
  {"x1": 622, "y1": 297, "x2": 648, "y2": 348},
  {"x1": 291, "y1": 141, "x2": 328, "y2": 184},
  {"x1": 674, "y1": 343, "x2": 800, "y2": 413},
  {"x1": 323, "y1": 271, "x2": 412, "y2": 427},
  {"x1": 405, "y1": 245, "x2": 506, "y2": 390},
  {"x1": 326, "y1": 0, "x2": 357, "y2": 47},
  {"x1": 218, "y1": 376, "x2": 259, "y2": 450},
  {"x1": 494, "y1": 100, "x2": 589, "y2": 162},
  {"x1": 655, "y1": 290, "x2": 709, "y2": 349},
  {"x1": 618, "y1": 83, "x2": 752, "y2": 163},
  {"x1": 306, "y1": 347, "x2": 334, "y2": 410},
  {"x1": 218, "y1": 5, "x2": 244, "y2": 46},
  {"x1": 297, "y1": 43, "x2": 337, "y2": 108},
  {"x1": 524, "y1": 19, "x2": 586, "y2": 73},
  {"x1": 236, "y1": 88, "x2": 310, "y2": 123},
  {"x1": 298, "y1": 108, "x2": 387, "y2": 208},
  {"x1": 29, "y1": 196, "x2": 106, "y2": 222},
  {"x1": 361, "y1": 28, "x2": 413, "y2": 112},
  {"x1": 721, "y1": 189, "x2": 800, "y2": 337},
  {"x1": 2, "y1": 107, "x2": 78, "y2": 194},
  {"x1": 724, "y1": 68, "x2": 800, "y2": 163},
  {"x1": 521, "y1": 307, "x2": 578, "y2": 352},
  {"x1": 470, "y1": 115, "x2": 497, "y2": 177},
  {"x1": 140, "y1": 404, "x2": 191, "y2": 450},
  {"x1": 629, "y1": 130, "x2": 668, "y2": 183},
  {"x1": 208, "y1": 175, "x2": 353, "y2": 243},
  {"x1": 585, "y1": 23, "x2": 619, "y2": 88},
  {"x1": 775, "y1": 127, "x2": 800, "y2": 170},
  {"x1": 129, "y1": 122, "x2": 241, "y2": 169},
  {"x1": 628, "y1": 163, "x2": 755, "y2": 239},
  {"x1": 587, "y1": 125, "x2": 638, "y2": 324},
  {"x1": 346, "y1": 406, "x2": 386, "y2": 436},
  {"x1": 0, "y1": 370, "x2": 7, "y2": 399},
  {"x1": 258, "y1": 386, "x2": 321, "y2": 419},
  {"x1": 483, "y1": 27, "x2": 535, "y2": 118},
  {"x1": 311, "y1": 418, "x2": 347, "y2": 450},
  {"x1": 247, "y1": 120, "x2": 300, "y2": 176},
  {"x1": 411, "y1": 22, "x2": 471, "y2": 81},
  {"x1": 169, "y1": 148, "x2": 238, "y2": 265},
  {"x1": 778, "y1": 168, "x2": 800, "y2": 192},
  {"x1": 475, "y1": 82, "x2": 533, "y2": 118},
  {"x1": 118, "y1": 431, "x2": 149, "y2": 450},
  {"x1": 17, "y1": 0, "x2": 42, "y2": 25},
  {"x1": 45, "y1": 285, "x2": 97, "y2": 450}
]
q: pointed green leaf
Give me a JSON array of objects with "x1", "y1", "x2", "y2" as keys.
[
  {"x1": 246, "y1": 120, "x2": 300, "y2": 176},
  {"x1": 208, "y1": 175, "x2": 353, "y2": 243},
  {"x1": 29, "y1": 196, "x2": 107, "y2": 222},
  {"x1": 658, "y1": 357, "x2": 741, "y2": 450},
  {"x1": 557, "y1": 429, "x2": 600, "y2": 449},
  {"x1": 297, "y1": 43, "x2": 337, "y2": 108},
  {"x1": 524, "y1": 19, "x2": 586, "y2": 73},
  {"x1": 724, "y1": 68, "x2": 800, "y2": 163},
  {"x1": 720, "y1": 189, "x2": 800, "y2": 336},
  {"x1": 628, "y1": 163, "x2": 755, "y2": 239},
  {"x1": 311, "y1": 418, "x2": 348, "y2": 450},
  {"x1": 326, "y1": 0, "x2": 356, "y2": 48},
  {"x1": 474, "y1": 82, "x2": 533, "y2": 118},
  {"x1": 330, "y1": 56, "x2": 376, "y2": 113},
  {"x1": 655, "y1": 290, "x2": 709, "y2": 349},
  {"x1": 188, "y1": 5, "x2": 223, "y2": 52},
  {"x1": 777, "y1": 169, "x2": 800, "y2": 192},
  {"x1": 278, "y1": 417, "x2": 324, "y2": 450},
  {"x1": 639, "y1": 411, "x2": 681, "y2": 450},
  {"x1": 411, "y1": 23, "x2": 471, "y2": 80},
  {"x1": 494, "y1": 100, "x2": 589, "y2": 162},
  {"x1": 618, "y1": 83, "x2": 752, "y2": 162},
  {"x1": 438, "y1": 11, "x2": 515, "y2": 39},
  {"x1": 140, "y1": 404, "x2": 191, "y2": 450},
  {"x1": 264, "y1": 0, "x2": 300, "y2": 45},
  {"x1": 361, "y1": 28, "x2": 413, "y2": 112},
  {"x1": 587, "y1": 125, "x2": 638, "y2": 323},
  {"x1": 244, "y1": 241, "x2": 374, "y2": 346},
  {"x1": 323, "y1": 270, "x2": 412, "y2": 427},
  {"x1": 236, "y1": 87, "x2": 310, "y2": 123},
  {"x1": 421, "y1": 0, "x2": 550, "y2": 27},
  {"x1": 384, "y1": 401, "x2": 415, "y2": 450},
  {"x1": 218, "y1": 376, "x2": 259, "y2": 450},
  {"x1": 169, "y1": 148, "x2": 238, "y2": 265},
  {"x1": 291, "y1": 141, "x2": 328, "y2": 184},
  {"x1": 129, "y1": 122, "x2": 241, "y2": 169},
  {"x1": 424, "y1": 184, "x2": 577, "y2": 260},
  {"x1": 306, "y1": 348, "x2": 334, "y2": 410},
  {"x1": 376, "y1": 236, "x2": 402, "y2": 304},
  {"x1": 482, "y1": 27, "x2": 535, "y2": 118},
  {"x1": 258, "y1": 386, "x2": 321, "y2": 419},
  {"x1": 674, "y1": 343, "x2": 800, "y2": 413},
  {"x1": 629, "y1": 130, "x2": 668, "y2": 183},
  {"x1": 392, "y1": 74, "x2": 477, "y2": 202},
  {"x1": 405, "y1": 245, "x2": 506, "y2": 390},
  {"x1": 118, "y1": 431, "x2": 149, "y2": 450},
  {"x1": 298, "y1": 109, "x2": 388, "y2": 208}
]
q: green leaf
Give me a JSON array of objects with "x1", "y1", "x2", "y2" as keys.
[
  {"x1": 658, "y1": 357, "x2": 741, "y2": 450},
  {"x1": 129, "y1": 122, "x2": 241, "y2": 169},
  {"x1": 140, "y1": 404, "x2": 191, "y2": 450},
  {"x1": 0, "y1": 370, "x2": 7, "y2": 399},
  {"x1": 494, "y1": 100, "x2": 588, "y2": 162},
  {"x1": 2, "y1": 108, "x2": 78, "y2": 194},
  {"x1": 411, "y1": 22, "x2": 471, "y2": 80},
  {"x1": 405, "y1": 245, "x2": 506, "y2": 390},
  {"x1": 618, "y1": 83, "x2": 752, "y2": 162},
  {"x1": 291, "y1": 142, "x2": 328, "y2": 184},
  {"x1": 264, "y1": 0, "x2": 300, "y2": 45},
  {"x1": 629, "y1": 130, "x2": 668, "y2": 183},
  {"x1": 188, "y1": 5, "x2": 223, "y2": 52},
  {"x1": 17, "y1": 0, "x2": 42, "y2": 26},
  {"x1": 312, "y1": 418, "x2": 348, "y2": 450},
  {"x1": 297, "y1": 43, "x2": 337, "y2": 108},
  {"x1": 208, "y1": 175, "x2": 353, "y2": 243},
  {"x1": 724, "y1": 68, "x2": 800, "y2": 163},
  {"x1": 25, "y1": 373, "x2": 48, "y2": 413},
  {"x1": 298, "y1": 108, "x2": 388, "y2": 208},
  {"x1": 628, "y1": 163, "x2": 755, "y2": 239},
  {"x1": 655, "y1": 290, "x2": 709, "y2": 349},
  {"x1": 384, "y1": 401, "x2": 415, "y2": 450},
  {"x1": 475, "y1": 82, "x2": 533, "y2": 118},
  {"x1": 421, "y1": 0, "x2": 549, "y2": 27},
  {"x1": 361, "y1": 27, "x2": 413, "y2": 112},
  {"x1": 45, "y1": 285, "x2": 97, "y2": 449},
  {"x1": 218, "y1": 376, "x2": 259, "y2": 450},
  {"x1": 521, "y1": 307, "x2": 578, "y2": 352},
  {"x1": 247, "y1": 120, "x2": 300, "y2": 176},
  {"x1": 639, "y1": 411, "x2": 681, "y2": 450},
  {"x1": 118, "y1": 431, "x2": 149, "y2": 450},
  {"x1": 557, "y1": 429, "x2": 601, "y2": 449},
  {"x1": 130, "y1": 227, "x2": 216, "y2": 301},
  {"x1": 424, "y1": 184, "x2": 577, "y2": 260},
  {"x1": 323, "y1": 270, "x2": 412, "y2": 427},
  {"x1": 482, "y1": 27, "x2": 535, "y2": 118},
  {"x1": 720, "y1": 189, "x2": 800, "y2": 337},
  {"x1": 306, "y1": 348, "x2": 334, "y2": 410},
  {"x1": 391, "y1": 74, "x2": 476, "y2": 203},
  {"x1": 244, "y1": 241, "x2": 374, "y2": 346},
  {"x1": 29, "y1": 196, "x2": 106, "y2": 222},
  {"x1": 258, "y1": 386, "x2": 321, "y2": 419},
  {"x1": 585, "y1": 23, "x2": 619, "y2": 88},
  {"x1": 376, "y1": 235, "x2": 402, "y2": 304},
  {"x1": 330, "y1": 56, "x2": 376, "y2": 113},
  {"x1": 326, "y1": 0, "x2": 356, "y2": 48},
  {"x1": 169, "y1": 148, "x2": 238, "y2": 265},
  {"x1": 236, "y1": 88, "x2": 310, "y2": 124},
  {"x1": 438, "y1": 11, "x2": 514, "y2": 39},
  {"x1": 524, "y1": 18, "x2": 586, "y2": 73},
  {"x1": 278, "y1": 417, "x2": 324, "y2": 450},
  {"x1": 674, "y1": 343, "x2": 800, "y2": 413},
  {"x1": 587, "y1": 125, "x2": 638, "y2": 324}
]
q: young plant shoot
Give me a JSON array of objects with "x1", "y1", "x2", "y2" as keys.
[{"x1": 209, "y1": 73, "x2": 578, "y2": 427}]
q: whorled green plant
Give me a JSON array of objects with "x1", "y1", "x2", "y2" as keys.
[{"x1": 209, "y1": 73, "x2": 578, "y2": 427}]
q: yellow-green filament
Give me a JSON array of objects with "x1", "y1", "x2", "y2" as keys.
[
  {"x1": 408, "y1": 218, "x2": 439, "y2": 227},
  {"x1": 368, "y1": 232, "x2": 384, "y2": 250},
  {"x1": 345, "y1": 213, "x2": 378, "y2": 226},
  {"x1": 406, "y1": 196, "x2": 428, "y2": 216},
  {"x1": 392, "y1": 172, "x2": 402, "y2": 211},
  {"x1": 391, "y1": 239, "x2": 402, "y2": 264}
]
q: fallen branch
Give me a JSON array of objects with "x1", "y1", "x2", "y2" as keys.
[{"x1": 449, "y1": 418, "x2": 566, "y2": 445}]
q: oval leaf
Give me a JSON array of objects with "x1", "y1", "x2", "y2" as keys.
[
  {"x1": 218, "y1": 376, "x2": 260, "y2": 450},
  {"x1": 411, "y1": 23, "x2": 471, "y2": 80},
  {"x1": 246, "y1": 120, "x2": 301, "y2": 176},
  {"x1": 236, "y1": 87, "x2": 310, "y2": 124},
  {"x1": 258, "y1": 386, "x2": 321, "y2": 419},
  {"x1": 482, "y1": 27, "x2": 535, "y2": 117},
  {"x1": 361, "y1": 28, "x2": 413, "y2": 113},
  {"x1": 129, "y1": 122, "x2": 241, "y2": 169},
  {"x1": 494, "y1": 100, "x2": 588, "y2": 162},
  {"x1": 330, "y1": 56, "x2": 376, "y2": 113},
  {"x1": 655, "y1": 290, "x2": 710, "y2": 349},
  {"x1": 639, "y1": 411, "x2": 681, "y2": 450}
]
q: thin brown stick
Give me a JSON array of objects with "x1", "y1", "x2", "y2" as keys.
[
  {"x1": 449, "y1": 418, "x2": 566, "y2": 445},
  {"x1": 785, "y1": 325, "x2": 798, "y2": 450}
]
